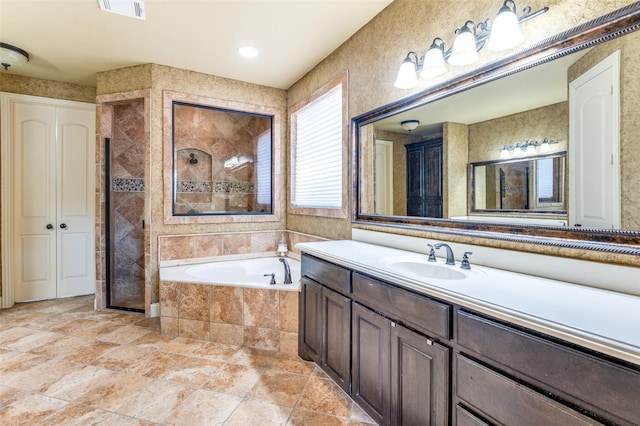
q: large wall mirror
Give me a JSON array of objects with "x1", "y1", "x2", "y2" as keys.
[{"x1": 354, "y1": 4, "x2": 640, "y2": 257}]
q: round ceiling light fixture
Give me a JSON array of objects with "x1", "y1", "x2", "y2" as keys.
[
  {"x1": 0, "y1": 42, "x2": 30, "y2": 70},
  {"x1": 401, "y1": 120, "x2": 420, "y2": 132},
  {"x1": 238, "y1": 46, "x2": 259, "y2": 58}
]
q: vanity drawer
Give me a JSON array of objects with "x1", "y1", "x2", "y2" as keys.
[
  {"x1": 456, "y1": 354, "x2": 601, "y2": 426},
  {"x1": 455, "y1": 405, "x2": 491, "y2": 426},
  {"x1": 352, "y1": 272, "x2": 451, "y2": 339},
  {"x1": 457, "y1": 310, "x2": 640, "y2": 425},
  {"x1": 301, "y1": 254, "x2": 351, "y2": 295}
]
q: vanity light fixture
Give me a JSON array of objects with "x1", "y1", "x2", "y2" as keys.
[
  {"x1": 401, "y1": 120, "x2": 420, "y2": 132},
  {"x1": 420, "y1": 38, "x2": 447, "y2": 78},
  {"x1": 486, "y1": 0, "x2": 525, "y2": 51},
  {"x1": 393, "y1": 0, "x2": 548, "y2": 89},
  {"x1": 448, "y1": 21, "x2": 481, "y2": 67},
  {"x1": 500, "y1": 146, "x2": 510, "y2": 159},
  {"x1": 499, "y1": 138, "x2": 558, "y2": 158},
  {"x1": 394, "y1": 52, "x2": 420, "y2": 89},
  {"x1": 0, "y1": 42, "x2": 29, "y2": 71}
]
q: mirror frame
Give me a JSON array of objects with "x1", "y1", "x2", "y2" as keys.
[
  {"x1": 163, "y1": 90, "x2": 282, "y2": 225},
  {"x1": 352, "y1": 3, "x2": 640, "y2": 257}
]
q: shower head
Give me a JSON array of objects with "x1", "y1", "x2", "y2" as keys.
[{"x1": 189, "y1": 153, "x2": 198, "y2": 164}]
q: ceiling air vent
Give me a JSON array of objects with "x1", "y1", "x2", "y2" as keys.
[{"x1": 98, "y1": 0, "x2": 145, "y2": 20}]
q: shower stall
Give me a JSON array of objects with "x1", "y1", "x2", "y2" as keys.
[{"x1": 104, "y1": 100, "x2": 146, "y2": 312}]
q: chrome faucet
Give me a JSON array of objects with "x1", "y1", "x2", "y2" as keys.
[
  {"x1": 279, "y1": 257, "x2": 292, "y2": 284},
  {"x1": 434, "y1": 243, "x2": 455, "y2": 265}
]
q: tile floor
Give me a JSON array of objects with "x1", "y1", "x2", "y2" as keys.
[{"x1": 0, "y1": 295, "x2": 376, "y2": 425}]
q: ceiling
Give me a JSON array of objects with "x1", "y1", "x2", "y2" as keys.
[{"x1": 0, "y1": 0, "x2": 393, "y2": 89}]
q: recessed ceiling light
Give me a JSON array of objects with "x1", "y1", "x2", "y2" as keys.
[{"x1": 238, "y1": 46, "x2": 259, "y2": 58}]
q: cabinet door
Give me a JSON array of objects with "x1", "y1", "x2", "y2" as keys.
[
  {"x1": 299, "y1": 277, "x2": 322, "y2": 364},
  {"x1": 352, "y1": 302, "x2": 391, "y2": 425},
  {"x1": 423, "y1": 142, "x2": 443, "y2": 218},
  {"x1": 390, "y1": 325, "x2": 449, "y2": 426},
  {"x1": 322, "y1": 286, "x2": 351, "y2": 392}
]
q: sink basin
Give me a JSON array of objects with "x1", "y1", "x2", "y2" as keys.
[{"x1": 380, "y1": 257, "x2": 468, "y2": 280}]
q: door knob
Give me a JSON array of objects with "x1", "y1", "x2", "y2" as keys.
[
  {"x1": 46, "y1": 224, "x2": 54, "y2": 230},
  {"x1": 59, "y1": 223, "x2": 67, "y2": 229}
]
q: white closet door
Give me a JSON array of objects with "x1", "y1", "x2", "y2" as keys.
[
  {"x1": 13, "y1": 102, "x2": 58, "y2": 301},
  {"x1": 5, "y1": 94, "x2": 95, "y2": 302},
  {"x1": 56, "y1": 107, "x2": 96, "y2": 297}
]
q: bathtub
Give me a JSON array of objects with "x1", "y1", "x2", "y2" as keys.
[{"x1": 159, "y1": 256, "x2": 301, "y2": 291}]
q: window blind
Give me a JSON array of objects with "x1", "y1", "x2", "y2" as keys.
[
  {"x1": 537, "y1": 158, "x2": 553, "y2": 199},
  {"x1": 293, "y1": 84, "x2": 343, "y2": 208},
  {"x1": 256, "y1": 131, "x2": 272, "y2": 205}
]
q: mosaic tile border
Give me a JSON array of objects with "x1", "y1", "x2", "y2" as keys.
[
  {"x1": 177, "y1": 181, "x2": 255, "y2": 194},
  {"x1": 112, "y1": 178, "x2": 145, "y2": 192}
]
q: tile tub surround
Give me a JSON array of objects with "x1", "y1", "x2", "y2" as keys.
[
  {"x1": 160, "y1": 281, "x2": 299, "y2": 354},
  {"x1": 0, "y1": 296, "x2": 375, "y2": 425},
  {"x1": 158, "y1": 230, "x2": 326, "y2": 266}
]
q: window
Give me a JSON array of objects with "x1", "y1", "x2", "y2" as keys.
[
  {"x1": 256, "y1": 131, "x2": 272, "y2": 205},
  {"x1": 290, "y1": 74, "x2": 347, "y2": 217}
]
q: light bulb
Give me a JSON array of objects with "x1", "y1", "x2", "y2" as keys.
[
  {"x1": 448, "y1": 23, "x2": 479, "y2": 66},
  {"x1": 420, "y1": 38, "x2": 447, "y2": 78},
  {"x1": 487, "y1": 1, "x2": 524, "y2": 51},
  {"x1": 394, "y1": 54, "x2": 418, "y2": 89}
]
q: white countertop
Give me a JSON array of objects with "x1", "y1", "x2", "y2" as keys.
[{"x1": 297, "y1": 240, "x2": 640, "y2": 366}]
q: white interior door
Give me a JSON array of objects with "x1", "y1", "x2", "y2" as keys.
[
  {"x1": 3, "y1": 93, "x2": 96, "y2": 303},
  {"x1": 56, "y1": 107, "x2": 96, "y2": 298},
  {"x1": 569, "y1": 50, "x2": 620, "y2": 229},
  {"x1": 375, "y1": 140, "x2": 393, "y2": 215},
  {"x1": 12, "y1": 102, "x2": 58, "y2": 301}
]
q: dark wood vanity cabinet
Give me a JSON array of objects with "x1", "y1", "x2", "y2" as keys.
[
  {"x1": 299, "y1": 255, "x2": 351, "y2": 392},
  {"x1": 300, "y1": 253, "x2": 640, "y2": 425},
  {"x1": 455, "y1": 310, "x2": 640, "y2": 426},
  {"x1": 300, "y1": 254, "x2": 451, "y2": 425}
]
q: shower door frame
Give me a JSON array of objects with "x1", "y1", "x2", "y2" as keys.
[{"x1": 96, "y1": 90, "x2": 151, "y2": 315}]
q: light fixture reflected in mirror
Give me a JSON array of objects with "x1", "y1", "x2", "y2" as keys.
[
  {"x1": 0, "y1": 42, "x2": 29, "y2": 70},
  {"x1": 401, "y1": 120, "x2": 420, "y2": 131},
  {"x1": 393, "y1": 0, "x2": 548, "y2": 89},
  {"x1": 499, "y1": 138, "x2": 559, "y2": 158},
  {"x1": 487, "y1": 0, "x2": 525, "y2": 51}
]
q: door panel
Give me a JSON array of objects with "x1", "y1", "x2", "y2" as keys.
[
  {"x1": 322, "y1": 286, "x2": 351, "y2": 391},
  {"x1": 352, "y1": 302, "x2": 391, "y2": 425},
  {"x1": 56, "y1": 107, "x2": 96, "y2": 297},
  {"x1": 13, "y1": 102, "x2": 57, "y2": 301}
]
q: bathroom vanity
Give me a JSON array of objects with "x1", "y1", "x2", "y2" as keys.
[{"x1": 297, "y1": 240, "x2": 640, "y2": 426}]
